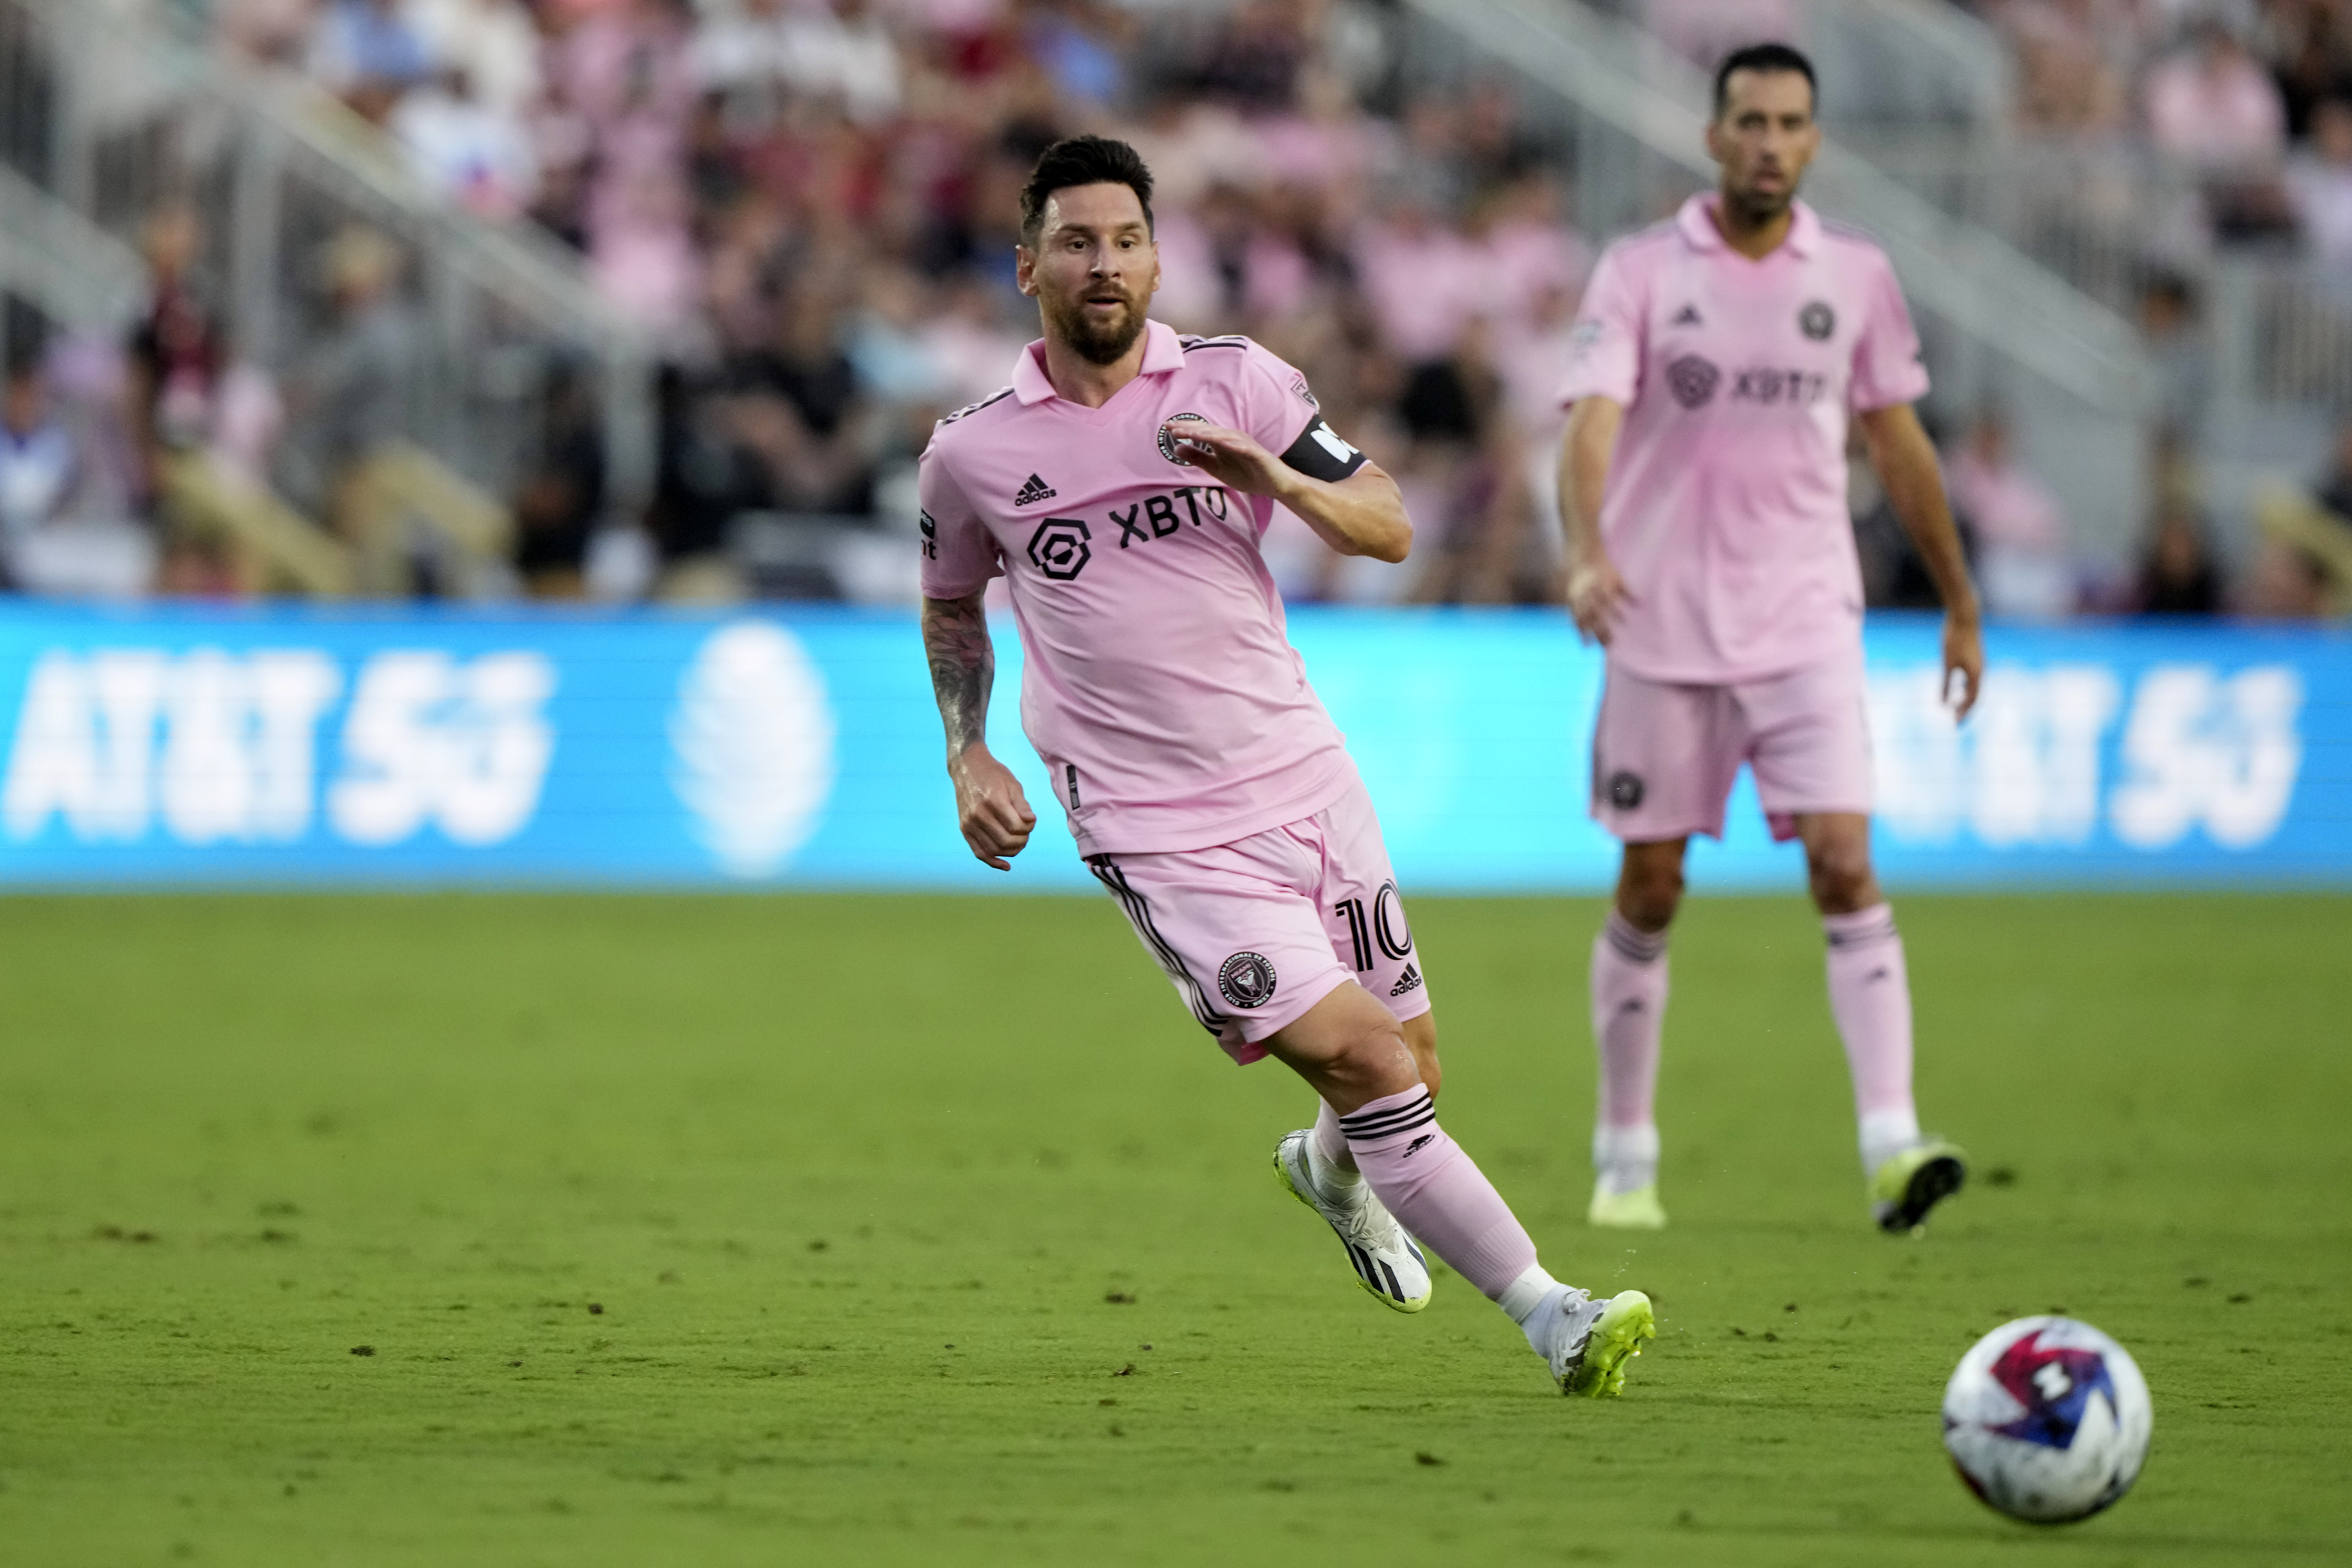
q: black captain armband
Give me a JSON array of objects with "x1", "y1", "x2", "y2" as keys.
[{"x1": 1279, "y1": 416, "x2": 1370, "y2": 482}]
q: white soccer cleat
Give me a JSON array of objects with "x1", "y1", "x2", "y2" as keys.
[
  {"x1": 1538, "y1": 1287, "x2": 1657, "y2": 1398},
  {"x1": 1273, "y1": 1129, "x2": 1432, "y2": 1313}
]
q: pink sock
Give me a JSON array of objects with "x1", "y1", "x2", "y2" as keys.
[
  {"x1": 1590, "y1": 911, "x2": 1668, "y2": 1132},
  {"x1": 1311, "y1": 1100, "x2": 1354, "y2": 1169},
  {"x1": 1306, "y1": 1099, "x2": 1361, "y2": 1193},
  {"x1": 1824, "y1": 904, "x2": 1919, "y2": 1169},
  {"x1": 1339, "y1": 1086, "x2": 1539, "y2": 1301}
]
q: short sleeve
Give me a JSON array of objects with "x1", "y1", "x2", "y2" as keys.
[
  {"x1": 1238, "y1": 338, "x2": 1369, "y2": 483},
  {"x1": 1238, "y1": 339, "x2": 1324, "y2": 455},
  {"x1": 1556, "y1": 245, "x2": 1644, "y2": 408},
  {"x1": 1848, "y1": 251, "x2": 1931, "y2": 413},
  {"x1": 916, "y1": 442, "x2": 1002, "y2": 598}
]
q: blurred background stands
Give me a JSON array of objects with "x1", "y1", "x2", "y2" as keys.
[{"x1": 0, "y1": 0, "x2": 2349, "y2": 615}]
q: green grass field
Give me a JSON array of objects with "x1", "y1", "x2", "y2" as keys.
[{"x1": 0, "y1": 891, "x2": 2345, "y2": 1566}]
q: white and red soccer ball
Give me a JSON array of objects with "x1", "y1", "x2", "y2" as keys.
[{"x1": 1943, "y1": 1316, "x2": 2153, "y2": 1523}]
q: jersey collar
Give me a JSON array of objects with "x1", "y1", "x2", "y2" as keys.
[
  {"x1": 1012, "y1": 319, "x2": 1188, "y2": 405},
  {"x1": 1677, "y1": 193, "x2": 1821, "y2": 259}
]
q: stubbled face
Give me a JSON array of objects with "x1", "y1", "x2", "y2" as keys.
[
  {"x1": 1706, "y1": 69, "x2": 1821, "y2": 226},
  {"x1": 1018, "y1": 182, "x2": 1161, "y2": 367}
]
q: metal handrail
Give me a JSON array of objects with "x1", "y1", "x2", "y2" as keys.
[
  {"x1": 12, "y1": 0, "x2": 654, "y2": 508},
  {"x1": 0, "y1": 160, "x2": 147, "y2": 334}
]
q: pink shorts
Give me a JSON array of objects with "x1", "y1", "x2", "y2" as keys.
[
  {"x1": 1591, "y1": 649, "x2": 1873, "y2": 844},
  {"x1": 1088, "y1": 780, "x2": 1433, "y2": 1065}
]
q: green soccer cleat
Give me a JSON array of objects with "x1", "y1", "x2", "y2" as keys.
[
  {"x1": 1544, "y1": 1288, "x2": 1657, "y2": 1398},
  {"x1": 1587, "y1": 1179, "x2": 1668, "y2": 1230},
  {"x1": 1273, "y1": 1130, "x2": 1432, "y2": 1313},
  {"x1": 1870, "y1": 1137, "x2": 1967, "y2": 1234}
]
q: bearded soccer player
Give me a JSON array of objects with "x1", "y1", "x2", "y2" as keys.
[
  {"x1": 918, "y1": 135, "x2": 1654, "y2": 1394},
  {"x1": 1557, "y1": 45, "x2": 1984, "y2": 1234}
]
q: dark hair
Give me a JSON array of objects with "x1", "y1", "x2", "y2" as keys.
[
  {"x1": 1019, "y1": 135, "x2": 1155, "y2": 246},
  {"x1": 1712, "y1": 43, "x2": 1817, "y2": 118}
]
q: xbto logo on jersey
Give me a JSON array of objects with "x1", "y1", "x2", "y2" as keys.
[
  {"x1": 1217, "y1": 951, "x2": 1278, "y2": 1009},
  {"x1": 1666, "y1": 354, "x2": 1720, "y2": 409},
  {"x1": 1157, "y1": 411, "x2": 1209, "y2": 463},
  {"x1": 1027, "y1": 518, "x2": 1091, "y2": 581},
  {"x1": 1114, "y1": 485, "x2": 1229, "y2": 549},
  {"x1": 1799, "y1": 300, "x2": 1836, "y2": 340},
  {"x1": 1732, "y1": 367, "x2": 1830, "y2": 406}
]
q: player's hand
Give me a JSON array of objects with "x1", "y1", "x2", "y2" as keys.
[
  {"x1": 948, "y1": 743, "x2": 1036, "y2": 870},
  {"x1": 1159, "y1": 420, "x2": 1287, "y2": 498},
  {"x1": 1565, "y1": 552, "x2": 1634, "y2": 645},
  {"x1": 1942, "y1": 611, "x2": 1984, "y2": 721}
]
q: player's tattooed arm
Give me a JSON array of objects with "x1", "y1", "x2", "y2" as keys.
[
  {"x1": 922, "y1": 591, "x2": 1037, "y2": 869},
  {"x1": 1160, "y1": 419, "x2": 1412, "y2": 562},
  {"x1": 922, "y1": 589, "x2": 994, "y2": 754},
  {"x1": 1559, "y1": 397, "x2": 1631, "y2": 642},
  {"x1": 1857, "y1": 402, "x2": 1984, "y2": 720}
]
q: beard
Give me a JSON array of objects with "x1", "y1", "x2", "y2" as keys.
[
  {"x1": 1723, "y1": 178, "x2": 1796, "y2": 227},
  {"x1": 1043, "y1": 288, "x2": 1148, "y2": 366}
]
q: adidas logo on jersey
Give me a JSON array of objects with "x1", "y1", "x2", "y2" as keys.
[
  {"x1": 1013, "y1": 473, "x2": 1058, "y2": 506},
  {"x1": 1390, "y1": 963, "x2": 1423, "y2": 998},
  {"x1": 1671, "y1": 304, "x2": 1703, "y2": 326}
]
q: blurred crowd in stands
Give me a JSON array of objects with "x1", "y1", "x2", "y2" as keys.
[{"x1": 0, "y1": 0, "x2": 2345, "y2": 617}]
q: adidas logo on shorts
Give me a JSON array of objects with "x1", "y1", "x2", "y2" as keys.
[
  {"x1": 1013, "y1": 473, "x2": 1057, "y2": 506},
  {"x1": 1390, "y1": 963, "x2": 1423, "y2": 998}
]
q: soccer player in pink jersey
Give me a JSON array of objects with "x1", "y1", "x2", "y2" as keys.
[
  {"x1": 918, "y1": 136, "x2": 1655, "y2": 1395},
  {"x1": 1556, "y1": 45, "x2": 1985, "y2": 1234}
]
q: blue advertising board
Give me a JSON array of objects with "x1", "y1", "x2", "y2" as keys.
[{"x1": 0, "y1": 601, "x2": 2340, "y2": 890}]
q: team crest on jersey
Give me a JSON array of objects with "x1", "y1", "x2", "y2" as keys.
[
  {"x1": 1289, "y1": 371, "x2": 1318, "y2": 407},
  {"x1": 1665, "y1": 355, "x2": 1720, "y2": 410},
  {"x1": 1027, "y1": 517, "x2": 1092, "y2": 581},
  {"x1": 1607, "y1": 771, "x2": 1646, "y2": 810},
  {"x1": 1217, "y1": 951, "x2": 1278, "y2": 1009},
  {"x1": 1158, "y1": 411, "x2": 1209, "y2": 463},
  {"x1": 1799, "y1": 301, "x2": 1836, "y2": 340}
]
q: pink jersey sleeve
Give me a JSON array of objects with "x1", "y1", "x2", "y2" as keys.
[
  {"x1": 1847, "y1": 251, "x2": 1931, "y2": 412},
  {"x1": 916, "y1": 443, "x2": 1002, "y2": 598},
  {"x1": 1238, "y1": 339, "x2": 1323, "y2": 454},
  {"x1": 1556, "y1": 244, "x2": 1645, "y2": 407}
]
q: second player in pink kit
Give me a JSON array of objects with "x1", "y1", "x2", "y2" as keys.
[
  {"x1": 919, "y1": 136, "x2": 1655, "y2": 1396},
  {"x1": 1557, "y1": 45, "x2": 1986, "y2": 1233}
]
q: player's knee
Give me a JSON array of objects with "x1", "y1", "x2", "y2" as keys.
[
  {"x1": 1323, "y1": 1009, "x2": 1418, "y2": 1101},
  {"x1": 1401, "y1": 1011, "x2": 1440, "y2": 1099},
  {"x1": 1619, "y1": 863, "x2": 1683, "y2": 929},
  {"x1": 1806, "y1": 843, "x2": 1876, "y2": 912}
]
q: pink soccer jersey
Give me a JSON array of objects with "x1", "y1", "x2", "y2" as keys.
[
  {"x1": 918, "y1": 320, "x2": 1366, "y2": 857},
  {"x1": 1558, "y1": 194, "x2": 1931, "y2": 683}
]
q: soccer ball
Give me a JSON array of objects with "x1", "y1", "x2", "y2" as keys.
[{"x1": 1942, "y1": 1316, "x2": 2152, "y2": 1524}]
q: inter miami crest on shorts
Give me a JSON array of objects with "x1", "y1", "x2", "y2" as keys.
[{"x1": 1217, "y1": 951, "x2": 1278, "y2": 1009}]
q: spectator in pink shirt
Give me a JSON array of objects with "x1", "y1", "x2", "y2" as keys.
[
  {"x1": 2146, "y1": 22, "x2": 2287, "y2": 171},
  {"x1": 1943, "y1": 409, "x2": 2073, "y2": 619},
  {"x1": 2144, "y1": 20, "x2": 2294, "y2": 235},
  {"x1": 2289, "y1": 97, "x2": 2352, "y2": 268}
]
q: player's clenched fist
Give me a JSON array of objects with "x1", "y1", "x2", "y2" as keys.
[
  {"x1": 948, "y1": 743, "x2": 1036, "y2": 870},
  {"x1": 1566, "y1": 553, "x2": 1635, "y2": 646}
]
